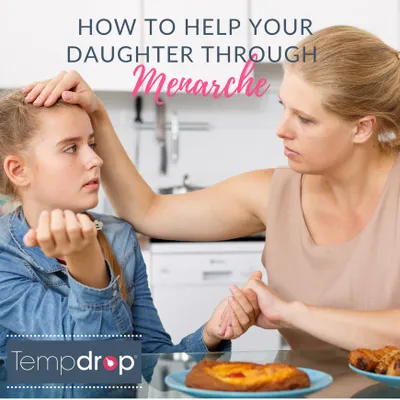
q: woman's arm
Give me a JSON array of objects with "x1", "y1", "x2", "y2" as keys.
[
  {"x1": 91, "y1": 103, "x2": 271, "y2": 241},
  {"x1": 286, "y1": 303, "x2": 400, "y2": 350},
  {"x1": 230, "y1": 278, "x2": 400, "y2": 351},
  {"x1": 22, "y1": 71, "x2": 272, "y2": 241}
]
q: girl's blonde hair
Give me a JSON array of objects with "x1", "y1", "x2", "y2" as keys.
[
  {"x1": 285, "y1": 25, "x2": 400, "y2": 151},
  {"x1": 0, "y1": 90, "x2": 127, "y2": 300}
]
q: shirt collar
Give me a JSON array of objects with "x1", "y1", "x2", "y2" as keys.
[{"x1": 8, "y1": 206, "x2": 65, "y2": 274}]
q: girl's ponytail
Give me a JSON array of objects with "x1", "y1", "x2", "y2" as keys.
[{"x1": 86, "y1": 213, "x2": 128, "y2": 301}]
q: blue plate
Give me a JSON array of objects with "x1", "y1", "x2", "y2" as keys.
[
  {"x1": 349, "y1": 364, "x2": 400, "y2": 388},
  {"x1": 165, "y1": 367, "x2": 333, "y2": 398}
]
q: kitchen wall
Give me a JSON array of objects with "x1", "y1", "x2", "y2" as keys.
[{"x1": 94, "y1": 63, "x2": 287, "y2": 214}]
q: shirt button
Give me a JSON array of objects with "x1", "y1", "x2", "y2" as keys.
[
  {"x1": 112, "y1": 283, "x2": 117, "y2": 290},
  {"x1": 113, "y1": 290, "x2": 118, "y2": 297}
]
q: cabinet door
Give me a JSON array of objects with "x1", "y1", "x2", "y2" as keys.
[
  {"x1": 142, "y1": 0, "x2": 249, "y2": 92},
  {"x1": 250, "y1": 0, "x2": 400, "y2": 61},
  {"x1": 0, "y1": 0, "x2": 141, "y2": 90}
]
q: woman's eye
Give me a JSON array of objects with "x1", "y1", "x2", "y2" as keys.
[
  {"x1": 298, "y1": 115, "x2": 312, "y2": 124},
  {"x1": 89, "y1": 142, "x2": 97, "y2": 149},
  {"x1": 65, "y1": 145, "x2": 77, "y2": 154},
  {"x1": 278, "y1": 100, "x2": 284, "y2": 107}
]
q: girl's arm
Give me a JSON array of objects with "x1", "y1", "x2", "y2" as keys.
[
  {"x1": 129, "y1": 228, "x2": 260, "y2": 353},
  {"x1": 3, "y1": 210, "x2": 134, "y2": 339},
  {"x1": 0, "y1": 253, "x2": 133, "y2": 339}
]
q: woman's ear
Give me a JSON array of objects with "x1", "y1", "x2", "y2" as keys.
[
  {"x1": 353, "y1": 115, "x2": 376, "y2": 144},
  {"x1": 3, "y1": 155, "x2": 30, "y2": 189}
]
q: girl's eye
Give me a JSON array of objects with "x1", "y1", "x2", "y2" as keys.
[
  {"x1": 298, "y1": 115, "x2": 312, "y2": 124},
  {"x1": 65, "y1": 145, "x2": 76, "y2": 154},
  {"x1": 278, "y1": 100, "x2": 284, "y2": 107},
  {"x1": 89, "y1": 142, "x2": 97, "y2": 149}
]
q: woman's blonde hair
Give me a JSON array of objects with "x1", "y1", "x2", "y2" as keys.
[
  {"x1": 285, "y1": 25, "x2": 400, "y2": 151},
  {"x1": 0, "y1": 90, "x2": 127, "y2": 300}
]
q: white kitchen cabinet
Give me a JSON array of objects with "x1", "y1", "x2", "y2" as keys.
[
  {"x1": 141, "y1": 0, "x2": 249, "y2": 92},
  {"x1": 0, "y1": 0, "x2": 142, "y2": 91},
  {"x1": 250, "y1": 0, "x2": 400, "y2": 61},
  {"x1": 149, "y1": 242, "x2": 282, "y2": 351}
]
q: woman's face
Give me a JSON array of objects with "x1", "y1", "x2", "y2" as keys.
[
  {"x1": 24, "y1": 105, "x2": 103, "y2": 213},
  {"x1": 276, "y1": 70, "x2": 356, "y2": 174}
]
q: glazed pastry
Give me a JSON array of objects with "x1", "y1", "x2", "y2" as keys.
[
  {"x1": 348, "y1": 346, "x2": 400, "y2": 372},
  {"x1": 375, "y1": 350, "x2": 400, "y2": 374},
  {"x1": 348, "y1": 348, "x2": 380, "y2": 372},
  {"x1": 387, "y1": 355, "x2": 400, "y2": 376},
  {"x1": 374, "y1": 346, "x2": 399, "y2": 360},
  {"x1": 185, "y1": 360, "x2": 310, "y2": 392}
]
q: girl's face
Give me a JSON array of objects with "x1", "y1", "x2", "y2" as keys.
[
  {"x1": 25, "y1": 105, "x2": 103, "y2": 213},
  {"x1": 276, "y1": 70, "x2": 358, "y2": 174}
]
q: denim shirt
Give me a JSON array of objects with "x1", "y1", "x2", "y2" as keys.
[{"x1": 0, "y1": 207, "x2": 231, "y2": 357}]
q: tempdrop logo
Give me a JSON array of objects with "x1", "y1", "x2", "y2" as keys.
[
  {"x1": 8, "y1": 340, "x2": 141, "y2": 384},
  {"x1": 103, "y1": 356, "x2": 118, "y2": 371}
]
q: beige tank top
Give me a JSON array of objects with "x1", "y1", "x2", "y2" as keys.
[{"x1": 262, "y1": 154, "x2": 400, "y2": 349}]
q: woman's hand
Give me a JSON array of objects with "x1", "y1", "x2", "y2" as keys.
[
  {"x1": 22, "y1": 70, "x2": 102, "y2": 114},
  {"x1": 23, "y1": 209, "x2": 100, "y2": 259},
  {"x1": 241, "y1": 278, "x2": 292, "y2": 328},
  {"x1": 202, "y1": 283, "x2": 261, "y2": 350}
]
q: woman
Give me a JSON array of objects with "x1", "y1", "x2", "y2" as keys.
[
  {"x1": 25, "y1": 25, "x2": 400, "y2": 351},
  {"x1": 0, "y1": 90, "x2": 259, "y2": 358}
]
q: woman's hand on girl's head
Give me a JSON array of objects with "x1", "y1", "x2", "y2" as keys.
[
  {"x1": 23, "y1": 209, "x2": 100, "y2": 259},
  {"x1": 21, "y1": 70, "x2": 102, "y2": 114}
]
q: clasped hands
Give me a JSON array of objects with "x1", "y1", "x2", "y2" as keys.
[{"x1": 215, "y1": 271, "x2": 291, "y2": 340}]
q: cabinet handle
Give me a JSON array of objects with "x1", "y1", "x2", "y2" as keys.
[
  {"x1": 209, "y1": 258, "x2": 226, "y2": 264},
  {"x1": 203, "y1": 270, "x2": 232, "y2": 281}
]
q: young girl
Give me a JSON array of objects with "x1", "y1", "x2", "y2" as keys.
[{"x1": 0, "y1": 90, "x2": 259, "y2": 358}]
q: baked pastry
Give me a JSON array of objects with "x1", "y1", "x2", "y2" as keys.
[
  {"x1": 348, "y1": 346, "x2": 400, "y2": 374},
  {"x1": 185, "y1": 360, "x2": 310, "y2": 392},
  {"x1": 387, "y1": 355, "x2": 400, "y2": 376},
  {"x1": 375, "y1": 349, "x2": 400, "y2": 374},
  {"x1": 348, "y1": 348, "x2": 380, "y2": 372}
]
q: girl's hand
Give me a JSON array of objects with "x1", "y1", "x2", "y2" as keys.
[
  {"x1": 219, "y1": 273, "x2": 289, "y2": 335},
  {"x1": 223, "y1": 286, "x2": 261, "y2": 339},
  {"x1": 218, "y1": 271, "x2": 270, "y2": 338},
  {"x1": 22, "y1": 70, "x2": 102, "y2": 114},
  {"x1": 202, "y1": 285, "x2": 260, "y2": 349},
  {"x1": 23, "y1": 209, "x2": 100, "y2": 259}
]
